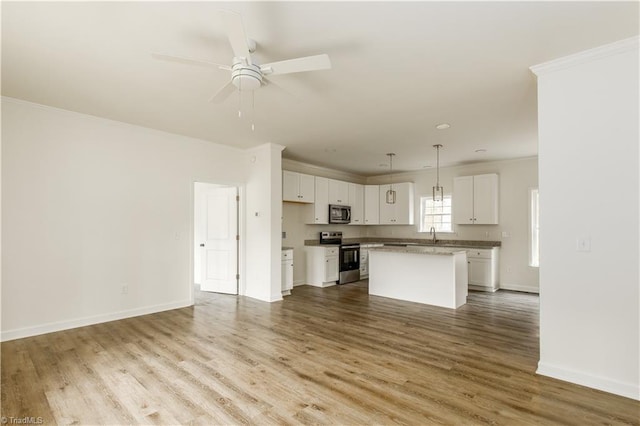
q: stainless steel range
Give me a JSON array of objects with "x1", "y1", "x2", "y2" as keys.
[{"x1": 319, "y1": 231, "x2": 360, "y2": 284}]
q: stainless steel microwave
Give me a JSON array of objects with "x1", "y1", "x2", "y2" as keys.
[{"x1": 329, "y1": 204, "x2": 351, "y2": 224}]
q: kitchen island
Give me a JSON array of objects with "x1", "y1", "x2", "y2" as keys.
[{"x1": 368, "y1": 246, "x2": 468, "y2": 309}]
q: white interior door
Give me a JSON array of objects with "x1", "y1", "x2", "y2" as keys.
[{"x1": 200, "y1": 186, "x2": 238, "y2": 294}]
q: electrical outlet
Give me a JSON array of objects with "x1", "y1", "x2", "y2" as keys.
[
  {"x1": 576, "y1": 237, "x2": 591, "y2": 252},
  {"x1": 121, "y1": 285, "x2": 129, "y2": 295}
]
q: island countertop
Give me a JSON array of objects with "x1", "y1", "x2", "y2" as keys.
[
  {"x1": 304, "y1": 238, "x2": 500, "y2": 250},
  {"x1": 367, "y1": 246, "x2": 467, "y2": 255}
]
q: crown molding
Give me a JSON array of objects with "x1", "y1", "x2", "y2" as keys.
[
  {"x1": 530, "y1": 36, "x2": 639, "y2": 76},
  {"x1": 282, "y1": 158, "x2": 367, "y2": 184}
]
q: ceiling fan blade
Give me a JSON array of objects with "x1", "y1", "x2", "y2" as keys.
[
  {"x1": 221, "y1": 10, "x2": 252, "y2": 65},
  {"x1": 260, "y1": 54, "x2": 331, "y2": 76},
  {"x1": 209, "y1": 81, "x2": 236, "y2": 103},
  {"x1": 152, "y1": 52, "x2": 231, "y2": 70}
]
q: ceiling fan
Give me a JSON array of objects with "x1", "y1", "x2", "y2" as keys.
[{"x1": 153, "y1": 10, "x2": 332, "y2": 103}]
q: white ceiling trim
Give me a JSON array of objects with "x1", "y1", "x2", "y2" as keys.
[{"x1": 530, "y1": 36, "x2": 639, "y2": 76}]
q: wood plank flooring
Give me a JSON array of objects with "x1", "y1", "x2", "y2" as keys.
[{"x1": 2, "y1": 281, "x2": 639, "y2": 425}]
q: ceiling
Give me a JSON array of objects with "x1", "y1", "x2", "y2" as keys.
[{"x1": 2, "y1": 2, "x2": 638, "y2": 176}]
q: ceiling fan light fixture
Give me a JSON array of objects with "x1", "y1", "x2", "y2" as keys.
[{"x1": 231, "y1": 61, "x2": 262, "y2": 90}]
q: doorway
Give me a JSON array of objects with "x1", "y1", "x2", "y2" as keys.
[{"x1": 194, "y1": 182, "x2": 239, "y2": 295}]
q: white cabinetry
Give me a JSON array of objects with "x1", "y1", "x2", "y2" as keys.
[
  {"x1": 379, "y1": 182, "x2": 414, "y2": 225},
  {"x1": 282, "y1": 171, "x2": 315, "y2": 203},
  {"x1": 328, "y1": 179, "x2": 349, "y2": 205},
  {"x1": 305, "y1": 246, "x2": 339, "y2": 287},
  {"x1": 364, "y1": 185, "x2": 380, "y2": 225},
  {"x1": 281, "y1": 249, "x2": 294, "y2": 295},
  {"x1": 349, "y1": 183, "x2": 364, "y2": 225},
  {"x1": 359, "y1": 243, "x2": 383, "y2": 278},
  {"x1": 306, "y1": 177, "x2": 329, "y2": 224},
  {"x1": 453, "y1": 174, "x2": 499, "y2": 224},
  {"x1": 466, "y1": 248, "x2": 500, "y2": 292}
]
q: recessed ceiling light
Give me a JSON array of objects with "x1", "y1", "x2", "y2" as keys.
[
  {"x1": 475, "y1": 149, "x2": 487, "y2": 153},
  {"x1": 435, "y1": 123, "x2": 450, "y2": 130}
]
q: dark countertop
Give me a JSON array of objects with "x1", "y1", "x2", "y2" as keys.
[{"x1": 304, "y1": 237, "x2": 500, "y2": 249}]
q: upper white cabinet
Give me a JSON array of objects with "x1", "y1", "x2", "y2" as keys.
[
  {"x1": 348, "y1": 183, "x2": 364, "y2": 225},
  {"x1": 453, "y1": 174, "x2": 499, "y2": 225},
  {"x1": 283, "y1": 171, "x2": 315, "y2": 203},
  {"x1": 364, "y1": 185, "x2": 380, "y2": 225},
  {"x1": 292, "y1": 174, "x2": 413, "y2": 226},
  {"x1": 379, "y1": 182, "x2": 414, "y2": 225},
  {"x1": 306, "y1": 176, "x2": 329, "y2": 224},
  {"x1": 328, "y1": 179, "x2": 349, "y2": 205}
]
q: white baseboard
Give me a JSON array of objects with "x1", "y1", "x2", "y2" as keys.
[
  {"x1": 537, "y1": 361, "x2": 639, "y2": 401},
  {"x1": 293, "y1": 279, "x2": 306, "y2": 287},
  {"x1": 499, "y1": 283, "x2": 539, "y2": 294},
  {"x1": 1, "y1": 299, "x2": 193, "y2": 342}
]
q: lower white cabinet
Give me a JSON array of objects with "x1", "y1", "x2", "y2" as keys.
[
  {"x1": 305, "y1": 246, "x2": 339, "y2": 287},
  {"x1": 281, "y1": 249, "x2": 294, "y2": 295},
  {"x1": 466, "y1": 248, "x2": 499, "y2": 292},
  {"x1": 359, "y1": 243, "x2": 383, "y2": 278}
]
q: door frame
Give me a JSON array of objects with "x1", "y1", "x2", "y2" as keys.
[{"x1": 189, "y1": 181, "x2": 246, "y2": 305}]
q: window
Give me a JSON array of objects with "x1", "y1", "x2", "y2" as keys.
[
  {"x1": 420, "y1": 195, "x2": 452, "y2": 233},
  {"x1": 529, "y1": 188, "x2": 539, "y2": 267}
]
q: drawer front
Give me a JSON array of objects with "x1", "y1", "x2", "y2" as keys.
[
  {"x1": 467, "y1": 249, "x2": 492, "y2": 259},
  {"x1": 326, "y1": 247, "x2": 339, "y2": 256},
  {"x1": 281, "y1": 250, "x2": 293, "y2": 261}
]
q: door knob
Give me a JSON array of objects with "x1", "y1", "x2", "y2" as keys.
[{"x1": 199, "y1": 243, "x2": 205, "y2": 247}]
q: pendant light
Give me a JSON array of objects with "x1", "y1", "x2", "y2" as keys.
[
  {"x1": 432, "y1": 144, "x2": 444, "y2": 202},
  {"x1": 386, "y1": 153, "x2": 396, "y2": 204}
]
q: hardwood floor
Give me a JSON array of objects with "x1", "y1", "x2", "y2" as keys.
[{"x1": 2, "y1": 281, "x2": 639, "y2": 425}]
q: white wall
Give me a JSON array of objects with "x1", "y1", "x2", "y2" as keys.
[
  {"x1": 532, "y1": 37, "x2": 639, "y2": 400},
  {"x1": 193, "y1": 182, "x2": 205, "y2": 285},
  {"x1": 1, "y1": 98, "x2": 253, "y2": 340},
  {"x1": 244, "y1": 143, "x2": 284, "y2": 301}
]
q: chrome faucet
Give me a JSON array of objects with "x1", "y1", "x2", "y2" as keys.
[{"x1": 429, "y1": 226, "x2": 437, "y2": 244}]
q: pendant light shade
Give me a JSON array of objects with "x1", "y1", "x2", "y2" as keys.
[
  {"x1": 433, "y1": 144, "x2": 444, "y2": 202},
  {"x1": 386, "y1": 153, "x2": 396, "y2": 204}
]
